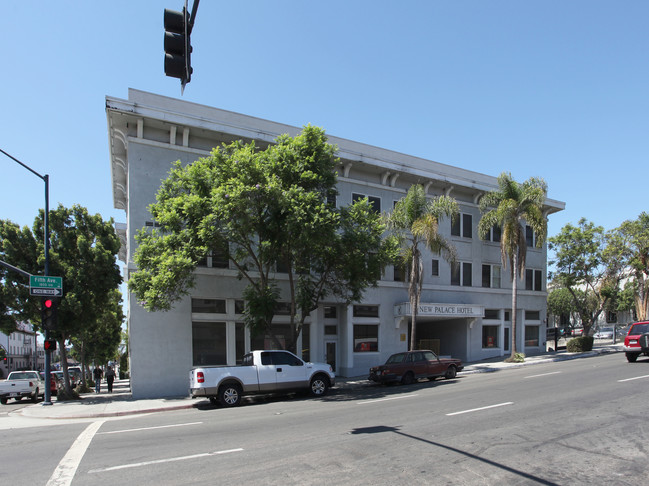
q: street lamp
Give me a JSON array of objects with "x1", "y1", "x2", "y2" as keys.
[{"x1": 0, "y1": 148, "x2": 53, "y2": 405}]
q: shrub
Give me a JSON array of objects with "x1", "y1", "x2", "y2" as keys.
[
  {"x1": 567, "y1": 336, "x2": 594, "y2": 352},
  {"x1": 505, "y1": 352, "x2": 525, "y2": 363}
]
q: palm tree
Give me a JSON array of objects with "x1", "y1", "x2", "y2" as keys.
[
  {"x1": 478, "y1": 172, "x2": 548, "y2": 361},
  {"x1": 386, "y1": 184, "x2": 458, "y2": 351}
]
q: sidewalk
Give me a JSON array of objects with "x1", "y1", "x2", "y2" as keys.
[{"x1": 15, "y1": 343, "x2": 624, "y2": 420}]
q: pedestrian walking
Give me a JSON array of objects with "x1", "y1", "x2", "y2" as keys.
[
  {"x1": 93, "y1": 366, "x2": 103, "y2": 393},
  {"x1": 105, "y1": 365, "x2": 116, "y2": 393}
]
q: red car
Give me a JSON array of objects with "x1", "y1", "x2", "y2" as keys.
[
  {"x1": 369, "y1": 350, "x2": 463, "y2": 385},
  {"x1": 623, "y1": 321, "x2": 649, "y2": 362}
]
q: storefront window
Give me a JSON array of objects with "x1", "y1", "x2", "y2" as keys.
[
  {"x1": 192, "y1": 322, "x2": 226, "y2": 366},
  {"x1": 353, "y1": 325, "x2": 378, "y2": 352},
  {"x1": 525, "y1": 326, "x2": 539, "y2": 347},
  {"x1": 482, "y1": 326, "x2": 499, "y2": 348}
]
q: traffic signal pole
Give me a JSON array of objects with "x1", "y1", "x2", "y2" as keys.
[{"x1": 0, "y1": 148, "x2": 53, "y2": 405}]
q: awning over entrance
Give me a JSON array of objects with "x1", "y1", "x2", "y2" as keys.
[{"x1": 394, "y1": 303, "x2": 484, "y2": 327}]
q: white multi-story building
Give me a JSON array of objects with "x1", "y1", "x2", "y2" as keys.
[
  {"x1": 107, "y1": 89, "x2": 565, "y2": 399},
  {"x1": 0, "y1": 321, "x2": 43, "y2": 377}
]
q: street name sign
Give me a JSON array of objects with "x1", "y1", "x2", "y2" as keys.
[{"x1": 29, "y1": 276, "x2": 63, "y2": 297}]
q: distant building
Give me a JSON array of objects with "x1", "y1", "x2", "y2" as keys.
[
  {"x1": 107, "y1": 89, "x2": 565, "y2": 399},
  {"x1": 0, "y1": 321, "x2": 43, "y2": 377}
]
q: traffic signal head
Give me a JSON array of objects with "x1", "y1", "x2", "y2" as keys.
[
  {"x1": 44, "y1": 339, "x2": 57, "y2": 351},
  {"x1": 164, "y1": 7, "x2": 192, "y2": 85},
  {"x1": 42, "y1": 298, "x2": 58, "y2": 331}
]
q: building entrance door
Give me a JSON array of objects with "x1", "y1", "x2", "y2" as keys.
[{"x1": 325, "y1": 341, "x2": 337, "y2": 373}]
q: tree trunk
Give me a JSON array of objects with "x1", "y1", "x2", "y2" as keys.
[{"x1": 510, "y1": 253, "x2": 518, "y2": 360}]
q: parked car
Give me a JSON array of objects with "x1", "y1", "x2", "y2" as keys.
[
  {"x1": 623, "y1": 321, "x2": 649, "y2": 362},
  {"x1": 369, "y1": 350, "x2": 464, "y2": 385},
  {"x1": 594, "y1": 327, "x2": 614, "y2": 339},
  {"x1": 571, "y1": 328, "x2": 584, "y2": 337}
]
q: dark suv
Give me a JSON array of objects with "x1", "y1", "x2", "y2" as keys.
[{"x1": 623, "y1": 321, "x2": 649, "y2": 362}]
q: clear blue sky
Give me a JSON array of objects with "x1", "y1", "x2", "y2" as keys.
[{"x1": 2, "y1": 1, "x2": 647, "y2": 243}]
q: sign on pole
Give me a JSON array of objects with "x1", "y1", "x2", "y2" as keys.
[{"x1": 29, "y1": 276, "x2": 63, "y2": 297}]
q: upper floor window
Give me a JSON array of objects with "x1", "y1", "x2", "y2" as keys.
[
  {"x1": 451, "y1": 261, "x2": 472, "y2": 287},
  {"x1": 431, "y1": 259, "x2": 439, "y2": 277},
  {"x1": 353, "y1": 305, "x2": 379, "y2": 318},
  {"x1": 191, "y1": 298, "x2": 226, "y2": 314},
  {"x1": 526, "y1": 225, "x2": 538, "y2": 247},
  {"x1": 352, "y1": 193, "x2": 381, "y2": 213},
  {"x1": 484, "y1": 225, "x2": 501, "y2": 243},
  {"x1": 525, "y1": 269, "x2": 543, "y2": 291},
  {"x1": 451, "y1": 213, "x2": 473, "y2": 239},
  {"x1": 482, "y1": 264, "x2": 501, "y2": 288}
]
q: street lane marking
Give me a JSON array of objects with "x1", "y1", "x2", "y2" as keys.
[
  {"x1": 87, "y1": 448, "x2": 244, "y2": 473},
  {"x1": 357, "y1": 395, "x2": 419, "y2": 405},
  {"x1": 524, "y1": 371, "x2": 561, "y2": 379},
  {"x1": 47, "y1": 420, "x2": 105, "y2": 486},
  {"x1": 446, "y1": 402, "x2": 513, "y2": 416},
  {"x1": 618, "y1": 375, "x2": 649, "y2": 382},
  {"x1": 98, "y1": 421, "x2": 203, "y2": 435}
]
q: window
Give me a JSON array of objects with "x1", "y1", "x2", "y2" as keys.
[
  {"x1": 264, "y1": 351, "x2": 303, "y2": 366},
  {"x1": 236, "y1": 323, "x2": 246, "y2": 364},
  {"x1": 275, "y1": 302, "x2": 292, "y2": 315},
  {"x1": 326, "y1": 193, "x2": 337, "y2": 207},
  {"x1": 353, "y1": 325, "x2": 378, "y2": 352},
  {"x1": 484, "y1": 225, "x2": 501, "y2": 243},
  {"x1": 525, "y1": 310, "x2": 541, "y2": 321},
  {"x1": 431, "y1": 259, "x2": 439, "y2": 276},
  {"x1": 301, "y1": 324, "x2": 310, "y2": 362},
  {"x1": 607, "y1": 311, "x2": 617, "y2": 323},
  {"x1": 325, "y1": 325, "x2": 337, "y2": 335},
  {"x1": 324, "y1": 306, "x2": 337, "y2": 318},
  {"x1": 192, "y1": 322, "x2": 226, "y2": 366},
  {"x1": 525, "y1": 326, "x2": 540, "y2": 346},
  {"x1": 352, "y1": 193, "x2": 381, "y2": 213},
  {"x1": 525, "y1": 269, "x2": 543, "y2": 291},
  {"x1": 482, "y1": 264, "x2": 501, "y2": 288},
  {"x1": 191, "y1": 298, "x2": 226, "y2": 314},
  {"x1": 451, "y1": 213, "x2": 473, "y2": 238},
  {"x1": 482, "y1": 326, "x2": 499, "y2": 348},
  {"x1": 451, "y1": 262, "x2": 472, "y2": 286},
  {"x1": 353, "y1": 305, "x2": 379, "y2": 317},
  {"x1": 484, "y1": 309, "x2": 500, "y2": 320},
  {"x1": 526, "y1": 225, "x2": 538, "y2": 248},
  {"x1": 394, "y1": 264, "x2": 406, "y2": 282},
  {"x1": 251, "y1": 324, "x2": 291, "y2": 350},
  {"x1": 197, "y1": 246, "x2": 230, "y2": 269},
  {"x1": 235, "y1": 300, "x2": 245, "y2": 314}
]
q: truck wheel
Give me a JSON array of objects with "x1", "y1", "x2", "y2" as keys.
[
  {"x1": 626, "y1": 352, "x2": 640, "y2": 363},
  {"x1": 31, "y1": 388, "x2": 39, "y2": 403},
  {"x1": 444, "y1": 366, "x2": 457, "y2": 379},
  {"x1": 310, "y1": 374, "x2": 330, "y2": 396},
  {"x1": 218, "y1": 383, "x2": 242, "y2": 407},
  {"x1": 0, "y1": 398, "x2": 7, "y2": 405}
]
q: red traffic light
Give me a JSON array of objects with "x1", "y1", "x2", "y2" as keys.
[{"x1": 44, "y1": 299, "x2": 54, "y2": 309}]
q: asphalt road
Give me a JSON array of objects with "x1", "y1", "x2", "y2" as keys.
[{"x1": 1, "y1": 352, "x2": 647, "y2": 485}]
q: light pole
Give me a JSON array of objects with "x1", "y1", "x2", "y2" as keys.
[{"x1": 0, "y1": 148, "x2": 53, "y2": 405}]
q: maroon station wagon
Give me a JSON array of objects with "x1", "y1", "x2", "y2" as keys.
[{"x1": 369, "y1": 350, "x2": 464, "y2": 385}]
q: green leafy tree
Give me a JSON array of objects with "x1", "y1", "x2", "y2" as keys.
[
  {"x1": 548, "y1": 218, "x2": 624, "y2": 337},
  {"x1": 478, "y1": 172, "x2": 548, "y2": 360},
  {"x1": 616, "y1": 212, "x2": 649, "y2": 320},
  {"x1": 129, "y1": 125, "x2": 397, "y2": 352},
  {"x1": 0, "y1": 205, "x2": 122, "y2": 393},
  {"x1": 385, "y1": 184, "x2": 458, "y2": 350}
]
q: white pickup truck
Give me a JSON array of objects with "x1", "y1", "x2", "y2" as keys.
[
  {"x1": 0, "y1": 370, "x2": 45, "y2": 404},
  {"x1": 190, "y1": 350, "x2": 336, "y2": 407}
]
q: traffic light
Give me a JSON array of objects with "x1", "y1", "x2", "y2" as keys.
[
  {"x1": 164, "y1": 7, "x2": 192, "y2": 85},
  {"x1": 42, "y1": 298, "x2": 58, "y2": 331},
  {"x1": 44, "y1": 339, "x2": 57, "y2": 351}
]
